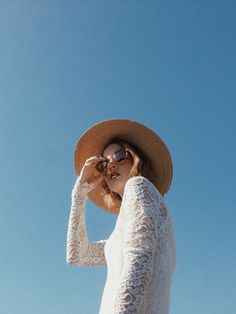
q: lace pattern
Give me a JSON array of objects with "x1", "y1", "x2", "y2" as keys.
[
  {"x1": 66, "y1": 175, "x2": 176, "y2": 314},
  {"x1": 66, "y1": 176, "x2": 106, "y2": 266},
  {"x1": 113, "y1": 176, "x2": 169, "y2": 313}
]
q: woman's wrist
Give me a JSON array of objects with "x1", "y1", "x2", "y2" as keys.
[{"x1": 73, "y1": 175, "x2": 94, "y2": 196}]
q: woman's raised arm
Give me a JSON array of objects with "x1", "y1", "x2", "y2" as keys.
[{"x1": 66, "y1": 176, "x2": 106, "y2": 267}]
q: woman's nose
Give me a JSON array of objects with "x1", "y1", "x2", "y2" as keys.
[{"x1": 107, "y1": 161, "x2": 117, "y2": 173}]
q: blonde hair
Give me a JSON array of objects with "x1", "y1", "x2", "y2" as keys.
[{"x1": 100, "y1": 139, "x2": 154, "y2": 212}]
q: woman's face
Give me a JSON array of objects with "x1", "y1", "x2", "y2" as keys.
[{"x1": 102, "y1": 143, "x2": 133, "y2": 198}]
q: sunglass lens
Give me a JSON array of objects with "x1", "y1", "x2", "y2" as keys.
[
  {"x1": 114, "y1": 149, "x2": 126, "y2": 162},
  {"x1": 96, "y1": 161, "x2": 108, "y2": 173}
]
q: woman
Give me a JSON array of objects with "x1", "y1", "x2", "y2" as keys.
[{"x1": 66, "y1": 119, "x2": 176, "y2": 314}]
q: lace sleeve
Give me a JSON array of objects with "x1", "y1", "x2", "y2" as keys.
[
  {"x1": 66, "y1": 176, "x2": 107, "y2": 267},
  {"x1": 114, "y1": 176, "x2": 161, "y2": 313}
]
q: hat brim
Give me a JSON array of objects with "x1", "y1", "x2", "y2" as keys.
[{"x1": 74, "y1": 119, "x2": 173, "y2": 215}]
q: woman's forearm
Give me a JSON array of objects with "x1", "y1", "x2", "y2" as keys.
[{"x1": 66, "y1": 177, "x2": 106, "y2": 266}]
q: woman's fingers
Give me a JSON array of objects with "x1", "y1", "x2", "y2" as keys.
[
  {"x1": 84, "y1": 156, "x2": 107, "y2": 167},
  {"x1": 86, "y1": 156, "x2": 107, "y2": 163},
  {"x1": 79, "y1": 155, "x2": 107, "y2": 185}
]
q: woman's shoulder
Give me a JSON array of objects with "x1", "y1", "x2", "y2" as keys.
[
  {"x1": 121, "y1": 176, "x2": 166, "y2": 218},
  {"x1": 125, "y1": 175, "x2": 151, "y2": 187},
  {"x1": 124, "y1": 175, "x2": 162, "y2": 199}
]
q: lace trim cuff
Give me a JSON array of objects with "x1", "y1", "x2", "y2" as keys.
[{"x1": 72, "y1": 176, "x2": 95, "y2": 199}]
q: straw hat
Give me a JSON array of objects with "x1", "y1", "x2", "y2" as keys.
[{"x1": 74, "y1": 119, "x2": 173, "y2": 215}]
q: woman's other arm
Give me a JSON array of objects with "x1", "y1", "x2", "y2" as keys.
[
  {"x1": 113, "y1": 176, "x2": 163, "y2": 313},
  {"x1": 66, "y1": 176, "x2": 106, "y2": 267}
]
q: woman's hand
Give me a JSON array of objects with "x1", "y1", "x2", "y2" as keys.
[{"x1": 78, "y1": 156, "x2": 107, "y2": 187}]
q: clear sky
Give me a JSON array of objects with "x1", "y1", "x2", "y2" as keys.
[{"x1": 0, "y1": 1, "x2": 235, "y2": 313}]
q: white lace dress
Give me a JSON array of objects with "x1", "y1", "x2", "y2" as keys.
[{"x1": 67, "y1": 175, "x2": 176, "y2": 314}]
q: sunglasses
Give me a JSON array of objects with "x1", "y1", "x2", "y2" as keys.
[{"x1": 96, "y1": 148, "x2": 131, "y2": 173}]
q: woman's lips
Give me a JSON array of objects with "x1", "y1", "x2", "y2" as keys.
[{"x1": 110, "y1": 172, "x2": 120, "y2": 180}]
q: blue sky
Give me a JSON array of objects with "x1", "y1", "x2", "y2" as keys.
[{"x1": 0, "y1": 1, "x2": 235, "y2": 313}]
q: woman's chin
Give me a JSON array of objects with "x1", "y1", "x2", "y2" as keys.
[{"x1": 110, "y1": 179, "x2": 124, "y2": 193}]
